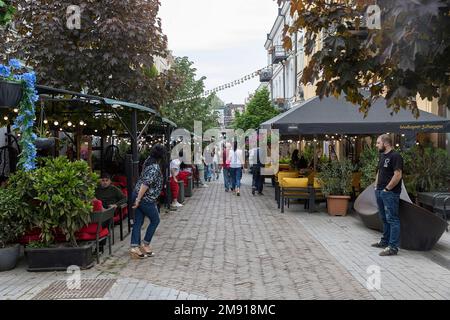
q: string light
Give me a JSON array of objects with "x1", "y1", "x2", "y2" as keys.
[
  {"x1": 54, "y1": 121, "x2": 59, "y2": 126},
  {"x1": 43, "y1": 119, "x2": 48, "y2": 124},
  {"x1": 67, "y1": 121, "x2": 72, "y2": 127},
  {"x1": 79, "y1": 120, "x2": 85, "y2": 126},
  {"x1": 3, "y1": 116, "x2": 8, "y2": 121},
  {"x1": 172, "y1": 64, "x2": 272, "y2": 104},
  {"x1": 13, "y1": 108, "x2": 18, "y2": 113}
]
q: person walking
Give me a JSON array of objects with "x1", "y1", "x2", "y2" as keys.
[
  {"x1": 222, "y1": 143, "x2": 232, "y2": 192},
  {"x1": 170, "y1": 150, "x2": 183, "y2": 208},
  {"x1": 249, "y1": 144, "x2": 264, "y2": 196},
  {"x1": 130, "y1": 144, "x2": 166, "y2": 259},
  {"x1": 229, "y1": 141, "x2": 244, "y2": 196},
  {"x1": 372, "y1": 134, "x2": 404, "y2": 256}
]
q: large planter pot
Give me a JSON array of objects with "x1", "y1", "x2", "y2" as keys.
[
  {"x1": 0, "y1": 244, "x2": 21, "y2": 271},
  {"x1": 25, "y1": 244, "x2": 94, "y2": 272},
  {"x1": 35, "y1": 137, "x2": 56, "y2": 151},
  {"x1": 327, "y1": 195, "x2": 351, "y2": 216},
  {"x1": 0, "y1": 80, "x2": 23, "y2": 108}
]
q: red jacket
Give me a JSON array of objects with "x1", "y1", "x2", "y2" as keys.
[{"x1": 222, "y1": 148, "x2": 230, "y2": 169}]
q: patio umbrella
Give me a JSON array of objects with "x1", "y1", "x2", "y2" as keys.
[{"x1": 261, "y1": 95, "x2": 450, "y2": 135}]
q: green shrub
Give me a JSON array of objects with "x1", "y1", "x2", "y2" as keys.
[
  {"x1": 0, "y1": 188, "x2": 28, "y2": 248},
  {"x1": 318, "y1": 159, "x2": 354, "y2": 196},
  {"x1": 32, "y1": 157, "x2": 98, "y2": 246},
  {"x1": 401, "y1": 145, "x2": 450, "y2": 196},
  {"x1": 359, "y1": 146, "x2": 379, "y2": 189}
]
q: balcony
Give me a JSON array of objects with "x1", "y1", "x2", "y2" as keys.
[
  {"x1": 259, "y1": 68, "x2": 273, "y2": 82},
  {"x1": 271, "y1": 45, "x2": 288, "y2": 64}
]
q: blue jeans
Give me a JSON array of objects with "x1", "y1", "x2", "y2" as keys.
[
  {"x1": 230, "y1": 167, "x2": 242, "y2": 189},
  {"x1": 251, "y1": 166, "x2": 263, "y2": 193},
  {"x1": 375, "y1": 190, "x2": 401, "y2": 251},
  {"x1": 130, "y1": 193, "x2": 160, "y2": 247},
  {"x1": 223, "y1": 167, "x2": 231, "y2": 191}
]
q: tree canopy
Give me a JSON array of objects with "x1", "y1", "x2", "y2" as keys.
[
  {"x1": 232, "y1": 87, "x2": 279, "y2": 132},
  {"x1": 282, "y1": 0, "x2": 450, "y2": 116},
  {"x1": 161, "y1": 56, "x2": 219, "y2": 132},
  {"x1": 1, "y1": 0, "x2": 179, "y2": 109}
]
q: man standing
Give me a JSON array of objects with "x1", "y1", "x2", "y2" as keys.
[{"x1": 372, "y1": 134, "x2": 403, "y2": 256}]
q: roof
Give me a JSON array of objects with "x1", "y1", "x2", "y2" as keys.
[
  {"x1": 261, "y1": 95, "x2": 450, "y2": 135},
  {"x1": 36, "y1": 85, "x2": 177, "y2": 127}
]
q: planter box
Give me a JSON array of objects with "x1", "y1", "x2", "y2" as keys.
[
  {"x1": 25, "y1": 244, "x2": 94, "y2": 272},
  {"x1": 0, "y1": 244, "x2": 20, "y2": 272},
  {"x1": 327, "y1": 195, "x2": 351, "y2": 216},
  {"x1": 0, "y1": 80, "x2": 23, "y2": 108},
  {"x1": 35, "y1": 137, "x2": 56, "y2": 151}
]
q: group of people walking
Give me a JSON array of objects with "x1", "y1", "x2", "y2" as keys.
[{"x1": 127, "y1": 134, "x2": 403, "y2": 260}]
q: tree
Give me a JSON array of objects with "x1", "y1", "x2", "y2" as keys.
[
  {"x1": 0, "y1": 0, "x2": 14, "y2": 26},
  {"x1": 282, "y1": 0, "x2": 450, "y2": 116},
  {"x1": 161, "y1": 57, "x2": 219, "y2": 132},
  {"x1": 232, "y1": 87, "x2": 279, "y2": 132},
  {"x1": 1, "y1": 0, "x2": 176, "y2": 109}
]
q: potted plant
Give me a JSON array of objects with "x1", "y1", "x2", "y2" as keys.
[
  {"x1": 0, "y1": 59, "x2": 23, "y2": 108},
  {"x1": 10, "y1": 157, "x2": 99, "y2": 271},
  {"x1": 0, "y1": 188, "x2": 28, "y2": 271},
  {"x1": 318, "y1": 159, "x2": 354, "y2": 216}
]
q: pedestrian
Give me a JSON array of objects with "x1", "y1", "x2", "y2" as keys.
[
  {"x1": 229, "y1": 141, "x2": 244, "y2": 196},
  {"x1": 249, "y1": 144, "x2": 264, "y2": 196},
  {"x1": 222, "y1": 143, "x2": 231, "y2": 192},
  {"x1": 212, "y1": 148, "x2": 220, "y2": 180},
  {"x1": 170, "y1": 150, "x2": 184, "y2": 208},
  {"x1": 130, "y1": 144, "x2": 166, "y2": 259},
  {"x1": 372, "y1": 134, "x2": 404, "y2": 256}
]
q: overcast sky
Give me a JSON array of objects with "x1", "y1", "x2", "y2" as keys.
[{"x1": 159, "y1": 0, "x2": 278, "y2": 105}]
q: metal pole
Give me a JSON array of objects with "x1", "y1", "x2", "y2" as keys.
[{"x1": 131, "y1": 110, "x2": 139, "y2": 180}]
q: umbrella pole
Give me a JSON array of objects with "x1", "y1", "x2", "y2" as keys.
[{"x1": 313, "y1": 140, "x2": 317, "y2": 171}]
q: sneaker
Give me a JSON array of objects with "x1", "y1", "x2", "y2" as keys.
[
  {"x1": 379, "y1": 247, "x2": 398, "y2": 256},
  {"x1": 225, "y1": 189, "x2": 229, "y2": 192},
  {"x1": 258, "y1": 192, "x2": 264, "y2": 196},
  {"x1": 173, "y1": 202, "x2": 183, "y2": 207},
  {"x1": 252, "y1": 188, "x2": 256, "y2": 196},
  {"x1": 371, "y1": 242, "x2": 388, "y2": 249},
  {"x1": 169, "y1": 205, "x2": 178, "y2": 211}
]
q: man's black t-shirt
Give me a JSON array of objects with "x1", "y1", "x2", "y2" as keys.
[{"x1": 377, "y1": 150, "x2": 403, "y2": 194}]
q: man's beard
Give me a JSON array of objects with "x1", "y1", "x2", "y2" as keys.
[{"x1": 378, "y1": 146, "x2": 386, "y2": 153}]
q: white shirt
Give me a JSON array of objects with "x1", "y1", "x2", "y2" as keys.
[
  {"x1": 170, "y1": 158, "x2": 181, "y2": 177},
  {"x1": 229, "y1": 149, "x2": 244, "y2": 168}
]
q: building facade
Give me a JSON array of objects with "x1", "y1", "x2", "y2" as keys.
[{"x1": 223, "y1": 103, "x2": 245, "y2": 128}]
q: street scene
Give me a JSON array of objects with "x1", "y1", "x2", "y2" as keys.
[{"x1": 0, "y1": 0, "x2": 449, "y2": 307}]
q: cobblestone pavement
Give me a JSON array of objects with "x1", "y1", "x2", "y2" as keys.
[
  {"x1": 292, "y1": 207, "x2": 450, "y2": 300},
  {"x1": 97, "y1": 174, "x2": 372, "y2": 300},
  {"x1": 1, "y1": 173, "x2": 448, "y2": 300}
]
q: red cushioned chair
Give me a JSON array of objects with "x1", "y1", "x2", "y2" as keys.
[{"x1": 81, "y1": 206, "x2": 115, "y2": 264}]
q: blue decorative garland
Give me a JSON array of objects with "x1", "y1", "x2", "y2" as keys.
[{"x1": 0, "y1": 59, "x2": 38, "y2": 171}]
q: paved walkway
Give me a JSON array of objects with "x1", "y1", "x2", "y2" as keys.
[{"x1": 1, "y1": 173, "x2": 449, "y2": 300}]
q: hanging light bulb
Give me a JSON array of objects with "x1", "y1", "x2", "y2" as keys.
[
  {"x1": 54, "y1": 121, "x2": 59, "y2": 126},
  {"x1": 3, "y1": 116, "x2": 8, "y2": 121},
  {"x1": 13, "y1": 108, "x2": 19, "y2": 113},
  {"x1": 94, "y1": 129, "x2": 98, "y2": 133},
  {"x1": 43, "y1": 119, "x2": 48, "y2": 124},
  {"x1": 67, "y1": 121, "x2": 73, "y2": 127},
  {"x1": 79, "y1": 120, "x2": 85, "y2": 126}
]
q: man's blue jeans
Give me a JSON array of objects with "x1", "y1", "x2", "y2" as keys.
[
  {"x1": 230, "y1": 167, "x2": 242, "y2": 189},
  {"x1": 375, "y1": 190, "x2": 401, "y2": 251},
  {"x1": 223, "y1": 167, "x2": 231, "y2": 191},
  {"x1": 130, "y1": 193, "x2": 160, "y2": 247}
]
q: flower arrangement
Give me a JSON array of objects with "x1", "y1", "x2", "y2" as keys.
[{"x1": 0, "y1": 59, "x2": 39, "y2": 171}]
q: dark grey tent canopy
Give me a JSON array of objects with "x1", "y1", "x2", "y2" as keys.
[{"x1": 261, "y1": 95, "x2": 450, "y2": 135}]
